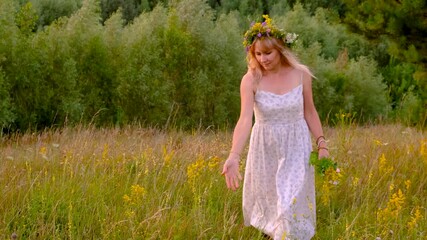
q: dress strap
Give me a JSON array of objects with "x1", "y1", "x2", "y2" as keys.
[
  {"x1": 299, "y1": 72, "x2": 304, "y2": 92},
  {"x1": 300, "y1": 72, "x2": 304, "y2": 85}
]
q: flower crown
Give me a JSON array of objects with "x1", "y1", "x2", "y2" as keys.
[{"x1": 243, "y1": 15, "x2": 298, "y2": 51}]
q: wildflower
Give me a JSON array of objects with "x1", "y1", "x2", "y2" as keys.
[
  {"x1": 187, "y1": 156, "x2": 206, "y2": 194},
  {"x1": 321, "y1": 181, "x2": 331, "y2": 206},
  {"x1": 243, "y1": 15, "x2": 297, "y2": 48},
  {"x1": 378, "y1": 188, "x2": 405, "y2": 222},
  {"x1": 131, "y1": 185, "x2": 146, "y2": 198},
  {"x1": 11, "y1": 233, "x2": 17, "y2": 240},
  {"x1": 162, "y1": 146, "x2": 174, "y2": 166},
  {"x1": 39, "y1": 146, "x2": 48, "y2": 159},
  {"x1": 208, "y1": 156, "x2": 221, "y2": 170},
  {"x1": 123, "y1": 194, "x2": 131, "y2": 203},
  {"x1": 374, "y1": 139, "x2": 389, "y2": 146},
  {"x1": 262, "y1": 14, "x2": 272, "y2": 26},
  {"x1": 123, "y1": 184, "x2": 146, "y2": 206},
  {"x1": 125, "y1": 210, "x2": 135, "y2": 218},
  {"x1": 405, "y1": 180, "x2": 411, "y2": 191},
  {"x1": 407, "y1": 206, "x2": 422, "y2": 230},
  {"x1": 39, "y1": 146, "x2": 47, "y2": 155},
  {"x1": 420, "y1": 140, "x2": 426, "y2": 156},
  {"x1": 102, "y1": 144, "x2": 109, "y2": 161},
  {"x1": 187, "y1": 158, "x2": 205, "y2": 181},
  {"x1": 420, "y1": 140, "x2": 427, "y2": 165},
  {"x1": 379, "y1": 153, "x2": 393, "y2": 174},
  {"x1": 309, "y1": 152, "x2": 338, "y2": 176},
  {"x1": 285, "y1": 33, "x2": 298, "y2": 44},
  {"x1": 352, "y1": 177, "x2": 359, "y2": 188}
]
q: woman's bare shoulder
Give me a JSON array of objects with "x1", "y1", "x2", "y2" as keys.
[{"x1": 241, "y1": 71, "x2": 255, "y2": 86}]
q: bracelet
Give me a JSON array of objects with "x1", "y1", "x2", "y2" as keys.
[
  {"x1": 317, "y1": 147, "x2": 329, "y2": 151},
  {"x1": 316, "y1": 136, "x2": 325, "y2": 145},
  {"x1": 317, "y1": 139, "x2": 326, "y2": 147},
  {"x1": 230, "y1": 151, "x2": 241, "y2": 158}
]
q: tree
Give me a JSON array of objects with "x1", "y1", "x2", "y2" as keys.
[{"x1": 342, "y1": 0, "x2": 427, "y2": 125}]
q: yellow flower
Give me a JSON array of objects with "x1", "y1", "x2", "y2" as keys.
[
  {"x1": 39, "y1": 146, "x2": 47, "y2": 155},
  {"x1": 187, "y1": 158, "x2": 205, "y2": 181},
  {"x1": 262, "y1": 14, "x2": 272, "y2": 26},
  {"x1": 321, "y1": 181, "x2": 331, "y2": 206},
  {"x1": 377, "y1": 188, "x2": 405, "y2": 223},
  {"x1": 379, "y1": 153, "x2": 393, "y2": 174},
  {"x1": 123, "y1": 194, "x2": 131, "y2": 203},
  {"x1": 389, "y1": 189, "x2": 405, "y2": 211},
  {"x1": 352, "y1": 177, "x2": 359, "y2": 188},
  {"x1": 123, "y1": 184, "x2": 146, "y2": 206},
  {"x1": 125, "y1": 210, "x2": 135, "y2": 218},
  {"x1": 208, "y1": 156, "x2": 221, "y2": 170},
  {"x1": 131, "y1": 184, "x2": 146, "y2": 198},
  {"x1": 162, "y1": 146, "x2": 175, "y2": 166},
  {"x1": 187, "y1": 156, "x2": 206, "y2": 194},
  {"x1": 407, "y1": 206, "x2": 423, "y2": 230},
  {"x1": 420, "y1": 140, "x2": 427, "y2": 164},
  {"x1": 405, "y1": 180, "x2": 411, "y2": 191}
]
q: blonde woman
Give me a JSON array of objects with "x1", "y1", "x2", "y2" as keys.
[{"x1": 222, "y1": 15, "x2": 329, "y2": 240}]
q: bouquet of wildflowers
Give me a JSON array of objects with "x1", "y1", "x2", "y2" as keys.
[
  {"x1": 310, "y1": 152, "x2": 342, "y2": 205},
  {"x1": 309, "y1": 152, "x2": 338, "y2": 176}
]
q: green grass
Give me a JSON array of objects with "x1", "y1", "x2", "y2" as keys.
[{"x1": 1, "y1": 124, "x2": 426, "y2": 239}]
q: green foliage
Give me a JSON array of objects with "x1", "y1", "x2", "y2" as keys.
[
  {"x1": 15, "y1": 2, "x2": 39, "y2": 34},
  {"x1": 0, "y1": 69, "x2": 14, "y2": 127},
  {"x1": 341, "y1": 0, "x2": 427, "y2": 126},
  {"x1": 30, "y1": 0, "x2": 82, "y2": 27},
  {"x1": 116, "y1": 6, "x2": 171, "y2": 125},
  {"x1": 278, "y1": 4, "x2": 370, "y2": 60},
  {"x1": 1, "y1": 0, "x2": 425, "y2": 130},
  {"x1": 114, "y1": 0, "x2": 244, "y2": 128},
  {"x1": 398, "y1": 90, "x2": 425, "y2": 126},
  {"x1": 309, "y1": 54, "x2": 389, "y2": 123},
  {"x1": 100, "y1": 0, "x2": 142, "y2": 24}
]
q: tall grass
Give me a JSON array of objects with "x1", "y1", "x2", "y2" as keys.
[{"x1": 0, "y1": 123, "x2": 426, "y2": 239}]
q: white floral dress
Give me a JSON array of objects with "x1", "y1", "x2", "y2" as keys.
[{"x1": 243, "y1": 78, "x2": 316, "y2": 240}]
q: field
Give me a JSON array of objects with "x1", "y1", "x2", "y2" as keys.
[{"x1": 1, "y1": 123, "x2": 426, "y2": 239}]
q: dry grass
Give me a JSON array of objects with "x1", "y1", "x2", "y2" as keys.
[{"x1": 0, "y1": 124, "x2": 426, "y2": 239}]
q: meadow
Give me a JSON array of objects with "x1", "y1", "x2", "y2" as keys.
[{"x1": 1, "y1": 121, "x2": 426, "y2": 239}]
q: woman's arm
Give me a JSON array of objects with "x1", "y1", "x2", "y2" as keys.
[
  {"x1": 222, "y1": 72, "x2": 255, "y2": 191},
  {"x1": 302, "y1": 72, "x2": 330, "y2": 158}
]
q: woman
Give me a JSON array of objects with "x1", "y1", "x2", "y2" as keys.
[{"x1": 222, "y1": 15, "x2": 329, "y2": 239}]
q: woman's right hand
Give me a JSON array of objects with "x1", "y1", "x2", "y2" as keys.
[{"x1": 221, "y1": 157, "x2": 242, "y2": 191}]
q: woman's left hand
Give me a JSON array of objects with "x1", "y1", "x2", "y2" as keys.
[{"x1": 318, "y1": 148, "x2": 329, "y2": 159}]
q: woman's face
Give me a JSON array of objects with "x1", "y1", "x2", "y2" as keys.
[{"x1": 253, "y1": 40, "x2": 282, "y2": 71}]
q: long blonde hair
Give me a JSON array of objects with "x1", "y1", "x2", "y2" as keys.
[{"x1": 247, "y1": 37, "x2": 314, "y2": 83}]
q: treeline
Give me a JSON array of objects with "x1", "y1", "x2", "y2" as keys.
[{"x1": 0, "y1": 0, "x2": 425, "y2": 132}]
